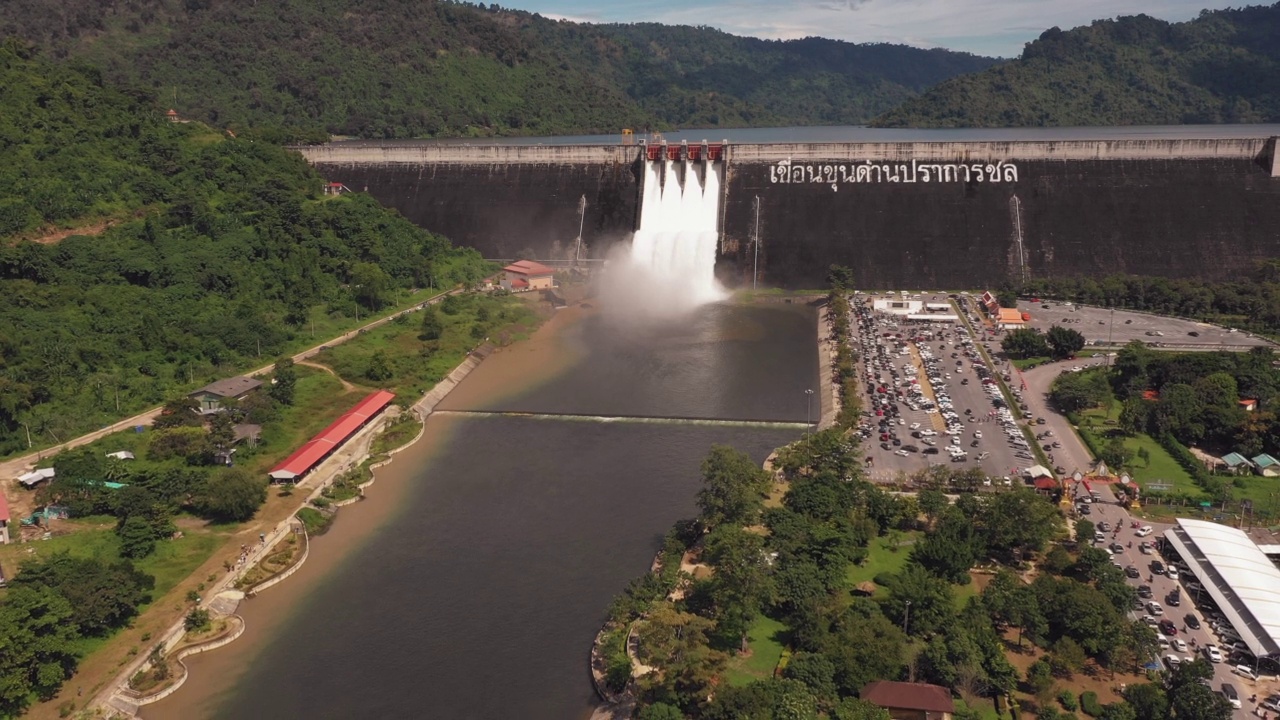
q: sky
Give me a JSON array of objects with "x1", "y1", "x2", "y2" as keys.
[{"x1": 497, "y1": 0, "x2": 1242, "y2": 58}]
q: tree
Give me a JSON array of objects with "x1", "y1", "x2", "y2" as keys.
[
  {"x1": 783, "y1": 652, "x2": 838, "y2": 704},
  {"x1": 1050, "y1": 371, "x2": 1112, "y2": 414},
  {"x1": 0, "y1": 585, "x2": 80, "y2": 714},
  {"x1": 269, "y1": 357, "x2": 297, "y2": 405},
  {"x1": 882, "y1": 564, "x2": 955, "y2": 637},
  {"x1": 638, "y1": 704, "x2": 686, "y2": 720},
  {"x1": 185, "y1": 607, "x2": 211, "y2": 632},
  {"x1": 917, "y1": 488, "x2": 948, "y2": 527},
  {"x1": 1099, "y1": 438, "x2": 1133, "y2": 469},
  {"x1": 1119, "y1": 398, "x2": 1151, "y2": 435},
  {"x1": 118, "y1": 515, "x2": 158, "y2": 559},
  {"x1": 195, "y1": 467, "x2": 267, "y2": 522},
  {"x1": 833, "y1": 698, "x2": 892, "y2": 720},
  {"x1": 1001, "y1": 328, "x2": 1050, "y2": 359},
  {"x1": 365, "y1": 350, "x2": 394, "y2": 382},
  {"x1": 1168, "y1": 659, "x2": 1231, "y2": 720},
  {"x1": 910, "y1": 507, "x2": 982, "y2": 584},
  {"x1": 827, "y1": 265, "x2": 855, "y2": 291},
  {"x1": 696, "y1": 445, "x2": 770, "y2": 528},
  {"x1": 702, "y1": 525, "x2": 773, "y2": 648},
  {"x1": 1122, "y1": 684, "x2": 1168, "y2": 720},
  {"x1": 349, "y1": 261, "x2": 391, "y2": 310},
  {"x1": 821, "y1": 601, "x2": 908, "y2": 694},
  {"x1": 634, "y1": 605, "x2": 726, "y2": 711},
  {"x1": 1049, "y1": 637, "x2": 1086, "y2": 677},
  {"x1": 419, "y1": 307, "x2": 444, "y2": 341},
  {"x1": 152, "y1": 396, "x2": 203, "y2": 429},
  {"x1": 11, "y1": 553, "x2": 154, "y2": 636},
  {"x1": 978, "y1": 490, "x2": 1063, "y2": 562},
  {"x1": 1046, "y1": 325, "x2": 1086, "y2": 360}
]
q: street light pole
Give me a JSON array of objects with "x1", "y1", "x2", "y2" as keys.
[
  {"x1": 753, "y1": 195, "x2": 761, "y2": 291},
  {"x1": 805, "y1": 388, "x2": 814, "y2": 435},
  {"x1": 1106, "y1": 308, "x2": 1115, "y2": 366},
  {"x1": 903, "y1": 600, "x2": 912, "y2": 636}
]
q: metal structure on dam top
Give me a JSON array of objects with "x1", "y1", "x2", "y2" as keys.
[{"x1": 297, "y1": 136, "x2": 1280, "y2": 289}]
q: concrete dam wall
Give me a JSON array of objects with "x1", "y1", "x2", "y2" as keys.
[{"x1": 299, "y1": 138, "x2": 1280, "y2": 289}]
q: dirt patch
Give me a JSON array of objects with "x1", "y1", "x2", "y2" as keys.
[
  {"x1": 18, "y1": 219, "x2": 118, "y2": 245},
  {"x1": 1001, "y1": 628, "x2": 1146, "y2": 709}
]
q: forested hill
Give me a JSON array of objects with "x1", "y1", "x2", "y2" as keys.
[
  {"x1": 0, "y1": 42, "x2": 489, "y2": 458},
  {"x1": 874, "y1": 4, "x2": 1280, "y2": 128},
  {"x1": 0, "y1": 0, "x2": 995, "y2": 140}
]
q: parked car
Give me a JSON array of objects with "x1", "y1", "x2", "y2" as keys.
[
  {"x1": 1204, "y1": 644, "x2": 1222, "y2": 663},
  {"x1": 1159, "y1": 619, "x2": 1177, "y2": 636},
  {"x1": 1185, "y1": 614, "x2": 1201, "y2": 630}
]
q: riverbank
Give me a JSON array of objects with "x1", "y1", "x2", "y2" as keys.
[
  {"x1": 84, "y1": 298, "x2": 557, "y2": 719},
  {"x1": 129, "y1": 294, "x2": 576, "y2": 712}
]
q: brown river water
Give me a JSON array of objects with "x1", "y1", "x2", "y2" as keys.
[{"x1": 144, "y1": 299, "x2": 815, "y2": 719}]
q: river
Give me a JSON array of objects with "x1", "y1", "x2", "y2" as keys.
[{"x1": 145, "y1": 301, "x2": 815, "y2": 719}]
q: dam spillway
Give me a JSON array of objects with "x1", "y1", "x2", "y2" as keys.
[{"x1": 298, "y1": 136, "x2": 1280, "y2": 289}]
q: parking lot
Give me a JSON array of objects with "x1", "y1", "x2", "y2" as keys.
[
  {"x1": 1082, "y1": 489, "x2": 1276, "y2": 717},
  {"x1": 853, "y1": 294, "x2": 1049, "y2": 483},
  {"x1": 1017, "y1": 302, "x2": 1273, "y2": 350}
]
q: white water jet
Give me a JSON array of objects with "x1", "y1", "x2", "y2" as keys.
[{"x1": 626, "y1": 157, "x2": 726, "y2": 309}]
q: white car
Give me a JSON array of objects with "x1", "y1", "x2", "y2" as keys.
[
  {"x1": 1166, "y1": 567, "x2": 1179, "y2": 580},
  {"x1": 909, "y1": 422, "x2": 921, "y2": 430},
  {"x1": 1135, "y1": 526, "x2": 1153, "y2": 537},
  {"x1": 973, "y1": 431, "x2": 983, "y2": 438},
  {"x1": 1204, "y1": 645, "x2": 1223, "y2": 663},
  {"x1": 1172, "y1": 639, "x2": 1188, "y2": 652}
]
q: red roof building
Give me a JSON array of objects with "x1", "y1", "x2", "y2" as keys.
[
  {"x1": 861, "y1": 681, "x2": 954, "y2": 720},
  {"x1": 501, "y1": 259, "x2": 556, "y2": 292},
  {"x1": 268, "y1": 390, "x2": 395, "y2": 482}
]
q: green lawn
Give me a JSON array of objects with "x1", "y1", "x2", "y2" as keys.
[
  {"x1": 1077, "y1": 402, "x2": 1202, "y2": 497},
  {"x1": 845, "y1": 531, "x2": 919, "y2": 591},
  {"x1": 723, "y1": 615, "x2": 788, "y2": 686},
  {"x1": 1011, "y1": 356, "x2": 1051, "y2": 370}
]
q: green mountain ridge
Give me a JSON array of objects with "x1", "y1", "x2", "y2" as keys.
[
  {"x1": 0, "y1": 0, "x2": 996, "y2": 139},
  {"x1": 874, "y1": 4, "x2": 1280, "y2": 128},
  {"x1": 0, "y1": 41, "x2": 489, "y2": 458}
]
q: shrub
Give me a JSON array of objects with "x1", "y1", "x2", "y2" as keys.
[
  {"x1": 1059, "y1": 690, "x2": 1078, "y2": 711},
  {"x1": 1080, "y1": 691, "x2": 1102, "y2": 717},
  {"x1": 184, "y1": 607, "x2": 211, "y2": 632}
]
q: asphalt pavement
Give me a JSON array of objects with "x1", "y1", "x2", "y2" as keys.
[{"x1": 1081, "y1": 486, "x2": 1273, "y2": 718}]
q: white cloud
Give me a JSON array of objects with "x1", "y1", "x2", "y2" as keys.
[{"x1": 508, "y1": 0, "x2": 1239, "y2": 57}]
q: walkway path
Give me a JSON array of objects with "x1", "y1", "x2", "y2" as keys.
[{"x1": 295, "y1": 359, "x2": 357, "y2": 392}]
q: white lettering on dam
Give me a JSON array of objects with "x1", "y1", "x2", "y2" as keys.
[{"x1": 769, "y1": 159, "x2": 1019, "y2": 186}]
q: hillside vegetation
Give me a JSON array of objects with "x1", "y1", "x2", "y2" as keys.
[
  {"x1": 0, "y1": 0, "x2": 995, "y2": 139},
  {"x1": 0, "y1": 42, "x2": 490, "y2": 458},
  {"x1": 875, "y1": 4, "x2": 1280, "y2": 128}
]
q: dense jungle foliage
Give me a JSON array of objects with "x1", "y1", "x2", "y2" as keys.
[
  {"x1": 875, "y1": 4, "x2": 1280, "y2": 127},
  {"x1": 0, "y1": 0, "x2": 995, "y2": 139},
  {"x1": 0, "y1": 43, "x2": 490, "y2": 458}
]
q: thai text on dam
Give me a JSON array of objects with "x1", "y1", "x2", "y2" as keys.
[{"x1": 769, "y1": 158, "x2": 1019, "y2": 185}]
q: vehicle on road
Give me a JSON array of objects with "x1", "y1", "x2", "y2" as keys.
[
  {"x1": 1159, "y1": 619, "x2": 1177, "y2": 635},
  {"x1": 1221, "y1": 683, "x2": 1241, "y2": 709},
  {"x1": 1185, "y1": 614, "x2": 1201, "y2": 630},
  {"x1": 1234, "y1": 665, "x2": 1258, "y2": 681},
  {"x1": 1147, "y1": 602, "x2": 1164, "y2": 616},
  {"x1": 1151, "y1": 560, "x2": 1166, "y2": 575},
  {"x1": 1204, "y1": 644, "x2": 1222, "y2": 663},
  {"x1": 1125, "y1": 566, "x2": 1140, "y2": 578},
  {"x1": 1172, "y1": 638, "x2": 1188, "y2": 653}
]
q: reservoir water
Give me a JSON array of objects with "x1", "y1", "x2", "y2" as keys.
[
  {"x1": 329, "y1": 122, "x2": 1280, "y2": 147},
  {"x1": 146, "y1": 302, "x2": 815, "y2": 719}
]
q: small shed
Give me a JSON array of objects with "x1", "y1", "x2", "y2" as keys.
[
  {"x1": 17, "y1": 467, "x2": 55, "y2": 489},
  {"x1": 1252, "y1": 454, "x2": 1280, "y2": 477},
  {"x1": 1239, "y1": 398, "x2": 1258, "y2": 413},
  {"x1": 1221, "y1": 452, "x2": 1254, "y2": 475}
]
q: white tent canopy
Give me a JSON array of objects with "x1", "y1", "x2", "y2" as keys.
[
  {"x1": 1022, "y1": 464, "x2": 1053, "y2": 479},
  {"x1": 17, "y1": 467, "x2": 55, "y2": 487},
  {"x1": 1163, "y1": 518, "x2": 1280, "y2": 659}
]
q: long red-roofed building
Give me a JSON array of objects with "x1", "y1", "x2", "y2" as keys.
[{"x1": 268, "y1": 390, "x2": 395, "y2": 482}]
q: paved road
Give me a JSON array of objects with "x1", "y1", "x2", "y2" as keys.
[{"x1": 1016, "y1": 359, "x2": 1108, "y2": 477}]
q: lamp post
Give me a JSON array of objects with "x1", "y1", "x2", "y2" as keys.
[
  {"x1": 805, "y1": 388, "x2": 814, "y2": 435},
  {"x1": 903, "y1": 600, "x2": 912, "y2": 636},
  {"x1": 753, "y1": 195, "x2": 761, "y2": 290}
]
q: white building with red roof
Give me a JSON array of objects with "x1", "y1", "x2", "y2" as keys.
[{"x1": 501, "y1": 260, "x2": 556, "y2": 292}]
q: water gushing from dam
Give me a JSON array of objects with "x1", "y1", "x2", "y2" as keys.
[{"x1": 629, "y1": 159, "x2": 725, "y2": 306}]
